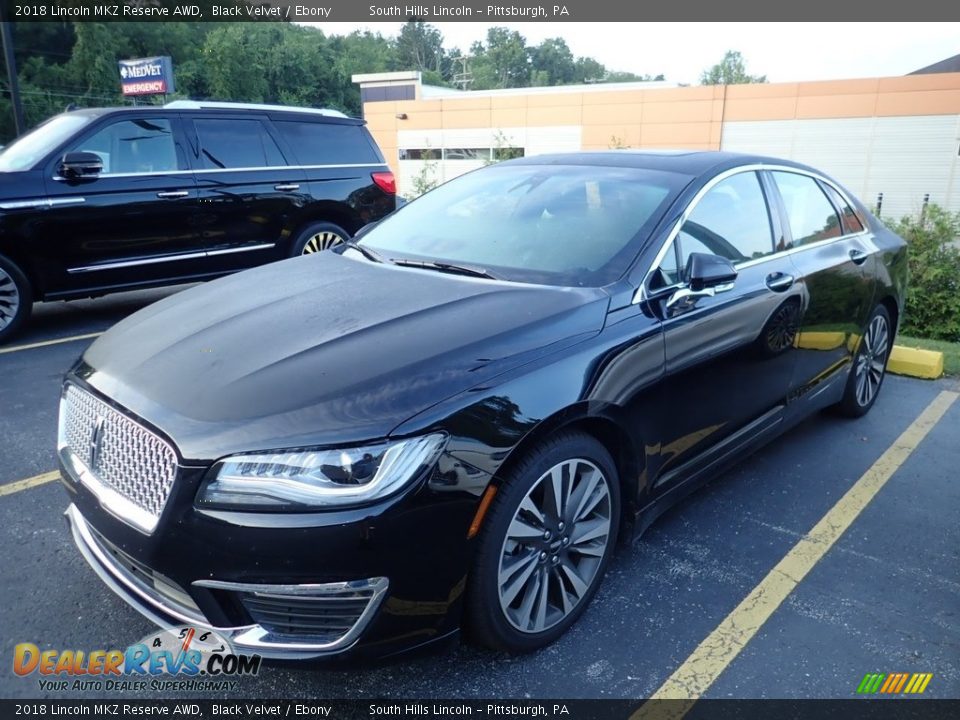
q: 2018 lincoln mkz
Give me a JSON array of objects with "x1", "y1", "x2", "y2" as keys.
[{"x1": 58, "y1": 151, "x2": 907, "y2": 660}]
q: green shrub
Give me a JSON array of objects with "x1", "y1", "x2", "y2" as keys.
[{"x1": 886, "y1": 204, "x2": 960, "y2": 342}]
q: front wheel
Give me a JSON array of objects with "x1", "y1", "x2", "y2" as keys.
[
  {"x1": 0, "y1": 255, "x2": 32, "y2": 344},
  {"x1": 836, "y1": 305, "x2": 892, "y2": 417},
  {"x1": 465, "y1": 432, "x2": 620, "y2": 653}
]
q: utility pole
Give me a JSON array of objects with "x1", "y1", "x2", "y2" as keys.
[{"x1": 0, "y1": 16, "x2": 25, "y2": 137}]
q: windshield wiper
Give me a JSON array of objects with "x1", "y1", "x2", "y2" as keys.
[
  {"x1": 390, "y1": 258, "x2": 499, "y2": 280},
  {"x1": 342, "y1": 241, "x2": 386, "y2": 264}
]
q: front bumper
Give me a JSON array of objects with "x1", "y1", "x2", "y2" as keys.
[{"x1": 65, "y1": 503, "x2": 391, "y2": 660}]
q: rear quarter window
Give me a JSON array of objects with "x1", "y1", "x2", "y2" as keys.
[{"x1": 273, "y1": 121, "x2": 382, "y2": 166}]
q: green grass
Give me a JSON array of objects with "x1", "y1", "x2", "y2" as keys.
[{"x1": 898, "y1": 335, "x2": 960, "y2": 376}]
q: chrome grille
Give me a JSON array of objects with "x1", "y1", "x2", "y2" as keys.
[{"x1": 60, "y1": 384, "x2": 177, "y2": 532}]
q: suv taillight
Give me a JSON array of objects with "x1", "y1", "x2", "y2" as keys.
[{"x1": 371, "y1": 171, "x2": 396, "y2": 195}]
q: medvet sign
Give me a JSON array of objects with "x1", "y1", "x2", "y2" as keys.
[{"x1": 118, "y1": 56, "x2": 175, "y2": 96}]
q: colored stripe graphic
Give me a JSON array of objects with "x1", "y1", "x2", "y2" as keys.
[{"x1": 856, "y1": 672, "x2": 932, "y2": 694}]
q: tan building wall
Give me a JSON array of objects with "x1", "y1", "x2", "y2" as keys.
[{"x1": 357, "y1": 72, "x2": 960, "y2": 214}]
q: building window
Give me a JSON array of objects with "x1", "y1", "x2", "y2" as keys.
[{"x1": 399, "y1": 148, "x2": 441, "y2": 160}]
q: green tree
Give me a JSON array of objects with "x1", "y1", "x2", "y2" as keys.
[
  {"x1": 395, "y1": 20, "x2": 445, "y2": 75},
  {"x1": 531, "y1": 38, "x2": 575, "y2": 86},
  {"x1": 699, "y1": 50, "x2": 767, "y2": 85},
  {"x1": 470, "y1": 27, "x2": 530, "y2": 90},
  {"x1": 886, "y1": 205, "x2": 960, "y2": 342}
]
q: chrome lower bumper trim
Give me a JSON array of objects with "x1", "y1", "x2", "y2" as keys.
[{"x1": 64, "y1": 504, "x2": 388, "y2": 659}]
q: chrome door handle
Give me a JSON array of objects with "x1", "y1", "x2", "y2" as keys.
[
  {"x1": 766, "y1": 272, "x2": 794, "y2": 292},
  {"x1": 849, "y1": 249, "x2": 869, "y2": 265},
  {"x1": 156, "y1": 190, "x2": 189, "y2": 199},
  {"x1": 274, "y1": 184, "x2": 300, "y2": 192}
]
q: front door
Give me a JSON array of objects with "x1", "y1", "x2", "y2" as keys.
[
  {"x1": 39, "y1": 114, "x2": 200, "y2": 296},
  {"x1": 646, "y1": 169, "x2": 803, "y2": 489}
]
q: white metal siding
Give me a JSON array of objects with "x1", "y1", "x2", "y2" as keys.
[
  {"x1": 721, "y1": 115, "x2": 960, "y2": 219},
  {"x1": 396, "y1": 126, "x2": 581, "y2": 197}
]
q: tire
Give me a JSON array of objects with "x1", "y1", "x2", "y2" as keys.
[
  {"x1": 290, "y1": 222, "x2": 350, "y2": 256},
  {"x1": 465, "y1": 431, "x2": 620, "y2": 653},
  {"x1": 835, "y1": 304, "x2": 892, "y2": 418},
  {"x1": 0, "y1": 254, "x2": 32, "y2": 344}
]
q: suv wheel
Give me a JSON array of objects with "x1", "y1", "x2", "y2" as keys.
[
  {"x1": 292, "y1": 222, "x2": 350, "y2": 256},
  {"x1": 466, "y1": 432, "x2": 620, "y2": 653},
  {"x1": 0, "y1": 255, "x2": 31, "y2": 344}
]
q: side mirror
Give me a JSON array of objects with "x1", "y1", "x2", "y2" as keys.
[
  {"x1": 666, "y1": 253, "x2": 738, "y2": 312},
  {"x1": 59, "y1": 151, "x2": 103, "y2": 179},
  {"x1": 685, "y1": 252, "x2": 738, "y2": 291}
]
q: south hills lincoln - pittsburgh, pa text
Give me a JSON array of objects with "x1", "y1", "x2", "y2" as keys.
[{"x1": 368, "y1": 4, "x2": 570, "y2": 17}]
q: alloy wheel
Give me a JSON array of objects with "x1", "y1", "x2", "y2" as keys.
[
  {"x1": 855, "y1": 314, "x2": 889, "y2": 407},
  {"x1": 302, "y1": 231, "x2": 345, "y2": 254},
  {"x1": 0, "y1": 267, "x2": 20, "y2": 331},
  {"x1": 497, "y1": 458, "x2": 612, "y2": 634}
]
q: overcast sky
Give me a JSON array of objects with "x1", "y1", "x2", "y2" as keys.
[{"x1": 314, "y1": 22, "x2": 959, "y2": 85}]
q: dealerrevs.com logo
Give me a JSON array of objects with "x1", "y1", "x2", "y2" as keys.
[{"x1": 13, "y1": 626, "x2": 261, "y2": 692}]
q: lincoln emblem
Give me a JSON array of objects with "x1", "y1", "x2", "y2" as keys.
[{"x1": 89, "y1": 416, "x2": 105, "y2": 469}]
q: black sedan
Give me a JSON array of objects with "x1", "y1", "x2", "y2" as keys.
[{"x1": 57, "y1": 151, "x2": 906, "y2": 660}]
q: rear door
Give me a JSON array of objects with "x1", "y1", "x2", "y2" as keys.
[
  {"x1": 765, "y1": 170, "x2": 876, "y2": 404},
  {"x1": 647, "y1": 169, "x2": 803, "y2": 488},
  {"x1": 185, "y1": 114, "x2": 306, "y2": 272}
]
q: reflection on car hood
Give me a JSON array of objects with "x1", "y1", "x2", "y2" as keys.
[{"x1": 81, "y1": 251, "x2": 609, "y2": 462}]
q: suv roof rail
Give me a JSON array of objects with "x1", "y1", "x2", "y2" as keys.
[{"x1": 164, "y1": 99, "x2": 349, "y2": 118}]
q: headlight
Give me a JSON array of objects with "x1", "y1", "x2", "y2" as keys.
[{"x1": 197, "y1": 433, "x2": 447, "y2": 510}]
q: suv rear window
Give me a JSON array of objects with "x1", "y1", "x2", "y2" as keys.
[
  {"x1": 273, "y1": 121, "x2": 381, "y2": 166},
  {"x1": 194, "y1": 118, "x2": 286, "y2": 170}
]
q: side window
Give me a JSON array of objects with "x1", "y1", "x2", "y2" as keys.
[
  {"x1": 273, "y1": 121, "x2": 381, "y2": 165},
  {"x1": 771, "y1": 171, "x2": 842, "y2": 247},
  {"x1": 68, "y1": 118, "x2": 178, "y2": 175},
  {"x1": 821, "y1": 183, "x2": 865, "y2": 235},
  {"x1": 193, "y1": 119, "x2": 286, "y2": 170},
  {"x1": 677, "y1": 171, "x2": 774, "y2": 272}
]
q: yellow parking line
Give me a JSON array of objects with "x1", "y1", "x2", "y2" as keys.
[
  {"x1": 0, "y1": 470, "x2": 61, "y2": 497},
  {"x1": 0, "y1": 332, "x2": 102, "y2": 355},
  {"x1": 633, "y1": 390, "x2": 958, "y2": 718}
]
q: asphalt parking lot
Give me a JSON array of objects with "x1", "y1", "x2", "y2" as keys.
[{"x1": 1, "y1": 287, "x2": 957, "y2": 701}]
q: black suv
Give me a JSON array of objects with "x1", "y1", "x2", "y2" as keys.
[{"x1": 0, "y1": 100, "x2": 396, "y2": 342}]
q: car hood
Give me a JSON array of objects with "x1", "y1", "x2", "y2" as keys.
[{"x1": 80, "y1": 252, "x2": 609, "y2": 462}]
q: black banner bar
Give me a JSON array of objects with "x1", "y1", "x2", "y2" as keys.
[
  {"x1": 2, "y1": 700, "x2": 960, "y2": 720},
  {"x1": 0, "y1": 0, "x2": 957, "y2": 22}
]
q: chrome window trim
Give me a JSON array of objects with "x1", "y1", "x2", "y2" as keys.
[
  {"x1": 51, "y1": 162, "x2": 386, "y2": 182},
  {"x1": 67, "y1": 243, "x2": 275, "y2": 274},
  {"x1": 634, "y1": 163, "x2": 871, "y2": 305}
]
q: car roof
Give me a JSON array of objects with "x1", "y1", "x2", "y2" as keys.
[
  {"x1": 507, "y1": 150, "x2": 819, "y2": 177},
  {"x1": 61, "y1": 105, "x2": 364, "y2": 126}
]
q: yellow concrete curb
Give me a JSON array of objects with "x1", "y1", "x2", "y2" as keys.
[{"x1": 888, "y1": 345, "x2": 944, "y2": 380}]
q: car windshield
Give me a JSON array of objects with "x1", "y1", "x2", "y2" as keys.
[
  {"x1": 0, "y1": 113, "x2": 94, "y2": 172},
  {"x1": 358, "y1": 163, "x2": 689, "y2": 287}
]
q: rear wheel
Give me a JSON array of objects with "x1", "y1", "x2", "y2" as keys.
[
  {"x1": 291, "y1": 222, "x2": 350, "y2": 256},
  {"x1": 836, "y1": 305, "x2": 892, "y2": 417},
  {"x1": 0, "y1": 255, "x2": 31, "y2": 344},
  {"x1": 466, "y1": 432, "x2": 620, "y2": 653}
]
